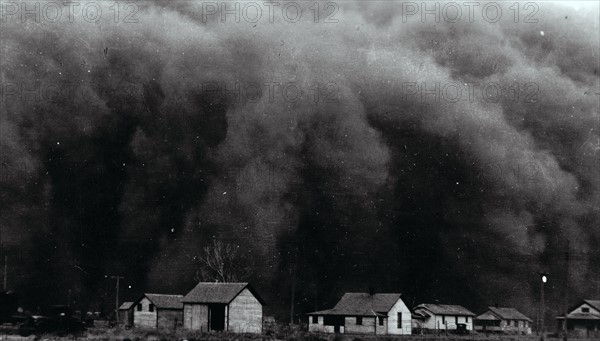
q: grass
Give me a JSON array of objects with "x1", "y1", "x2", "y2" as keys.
[{"x1": 4, "y1": 324, "x2": 597, "y2": 341}]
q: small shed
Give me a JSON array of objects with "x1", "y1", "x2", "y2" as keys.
[
  {"x1": 133, "y1": 293, "x2": 183, "y2": 329},
  {"x1": 118, "y1": 301, "x2": 134, "y2": 326},
  {"x1": 182, "y1": 282, "x2": 265, "y2": 333}
]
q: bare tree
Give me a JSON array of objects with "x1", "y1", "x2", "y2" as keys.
[{"x1": 194, "y1": 239, "x2": 254, "y2": 283}]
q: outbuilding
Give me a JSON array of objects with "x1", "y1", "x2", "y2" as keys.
[
  {"x1": 182, "y1": 282, "x2": 265, "y2": 333},
  {"x1": 133, "y1": 293, "x2": 183, "y2": 329},
  {"x1": 118, "y1": 301, "x2": 134, "y2": 327}
]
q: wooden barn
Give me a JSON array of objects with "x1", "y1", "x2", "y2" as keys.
[
  {"x1": 412, "y1": 303, "x2": 475, "y2": 333},
  {"x1": 182, "y1": 282, "x2": 265, "y2": 333},
  {"x1": 118, "y1": 301, "x2": 134, "y2": 327},
  {"x1": 475, "y1": 307, "x2": 532, "y2": 334},
  {"x1": 133, "y1": 293, "x2": 183, "y2": 329},
  {"x1": 307, "y1": 292, "x2": 412, "y2": 335}
]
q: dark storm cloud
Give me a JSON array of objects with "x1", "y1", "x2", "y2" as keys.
[{"x1": 0, "y1": 0, "x2": 598, "y2": 319}]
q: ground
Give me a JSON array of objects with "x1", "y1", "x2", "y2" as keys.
[{"x1": 0, "y1": 324, "x2": 598, "y2": 341}]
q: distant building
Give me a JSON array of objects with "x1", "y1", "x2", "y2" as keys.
[
  {"x1": 118, "y1": 301, "x2": 134, "y2": 327},
  {"x1": 412, "y1": 303, "x2": 475, "y2": 333},
  {"x1": 475, "y1": 307, "x2": 532, "y2": 334},
  {"x1": 307, "y1": 292, "x2": 412, "y2": 335},
  {"x1": 556, "y1": 300, "x2": 600, "y2": 338},
  {"x1": 133, "y1": 293, "x2": 183, "y2": 329},
  {"x1": 182, "y1": 282, "x2": 265, "y2": 333}
]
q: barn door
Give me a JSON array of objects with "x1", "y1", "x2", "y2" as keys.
[{"x1": 209, "y1": 304, "x2": 225, "y2": 331}]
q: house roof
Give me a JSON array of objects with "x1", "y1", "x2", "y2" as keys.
[
  {"x1": 144, "y1": 294, "x2": 184, "y2": 309},
  {"x1": 486, "y1": 307, "x2": 532, "y2": 322},
  {"x1": 307, "y1": 293, "x2": 402, "y2": 316},
  {"x1": 565, "y1": 299, "x2": 600, "y2": 315},
  {"x1": 118, "y1": 302, "x2": 134, "y2": 310},
  {"x1": 583, "y1": 300, "x2": 600, "y2": 312},
  {"x1": 476, "y1": 311, "x2": 500, "y2": 321},
  {"x1": 558, "y1": 313, "x2": 600, "y2": 320},
  {"x1": 182, "y1": 282, "x2": 265, "y2": 305},
  {"x1": 414, "y1": 303, "x2": 475, "y2": 316}
]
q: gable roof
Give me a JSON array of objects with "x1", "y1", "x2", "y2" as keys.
[
  {"x1": 415, "y1": 303, "x2": 475, "y2": 316},
  {"x1": 583, "y1": 300, "x2": 600, "y2": 312},
  {"x1": 476, "y1": 311, "x2": 500, "y2": 321},
  {"x1": 118, "y1": 301, "x2": 134, "y2": 310},
  {"x1": 307, "y1": 293, "x2": 402, "y2": 316},
  {"x1": 144, "y1": 294, "x2": 184, "y2": 309},
  {"x1": 486, "y1": 307, "x2": 532, "y2": 322},
  {"x1": 182, "y1": 282, "x2": 265, "y2": 305}
]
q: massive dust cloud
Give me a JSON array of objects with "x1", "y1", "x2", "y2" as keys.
[{"x1": 0, "y1": 0, "x2": 598, "y2": 320}]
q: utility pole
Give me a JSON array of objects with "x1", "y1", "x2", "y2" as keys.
[
  {"x1": 541, "y1": 274, "x2": 547, "y2": 338},
  {"x1": 111, "y1": 276, "x2": 124, "y2": 323}
]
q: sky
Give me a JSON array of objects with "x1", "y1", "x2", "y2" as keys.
[{"x1": 0, "y1": 0, "x2": 599, "y2": 323}]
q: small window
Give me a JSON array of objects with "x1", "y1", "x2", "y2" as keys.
[
  {"x1": 378, "y1": 316, "x2": 384, "y2": 326},
  {"x1": 582, "y1": 307, "x2": 590, "y2": 313},
  {"x1": 356, "y1": 316, "x2": 362, "y2": 325},
  {"x1": 137, "y1": 304, "x2": 142, "y2": 311},
  {"x1": 455, "y1": 316, "x2": 458, "y2": 324},
  {"x1": 312, "y1": 316, "x2": 318, "y2": 324},
  {"x1": 467, "y1": 317, "x2": 470, "y2": 323},
  {"x1": 442, "y1": 315, "x2": 445, "y2": 324},
  {"x1": 397, "y1": 313, "x2": 402, "y2": 328},
  {"x1": 149, "y1": 304, "x2": 155, "y2": 312}
]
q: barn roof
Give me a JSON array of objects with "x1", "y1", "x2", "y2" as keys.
[
  {"x1": 118, "y1": 301, "x2": 134, "y2": 310},
  {"x1": 487, "y1": 307, "x2": 532, "y2": 322},
  {"x1": 307, "y1": 293, "x2": 402, "y2": 316},
  {"x1": 182, "y1": 282, "x2": 265, "y2": 305},
  {"x1": 415, "y1": 303, "x2": 475, "y2": 316},
  {"x1": 144, "y1": 294, "x2": 184, "y2": 309}
]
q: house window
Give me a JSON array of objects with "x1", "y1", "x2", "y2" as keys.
[
  {"x1": 137, "y1": 304, "x2": 142, "y2": 311},
  {"x1": 378, "y1": 316, "x2": 384, "y2": 326},
  {"x1": 582, "y1": 307, "x2": 590, "y2": 313},
  {"x1": 149, "y1": 304, "x2": 155, "y2": 312},
  {"x1": 397, "y1": 313, "x2": 402, "y2": 328},
  {"x1": 356, "y1": 316, "x2": 362, "y2": 325},
  {"x1": 455, "y1": 316, "x2": 458, "y2": 324},
  {"x1": 312, "y1": 316, "x2": 318, "y2": 324},
  {"x1": 467, "y1": 317, "x2": 470, "y2": 323},
  {"x1": 442, "y1": 316, "x2": 445, "y2": 324}
]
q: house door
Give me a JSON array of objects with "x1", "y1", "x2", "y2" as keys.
[
  {"x1": 209, "y1": 304, "x2": 225, "y2": 331},
  {"x1": 334, "y1": 325, "x2": 340, "y2": 333}
]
